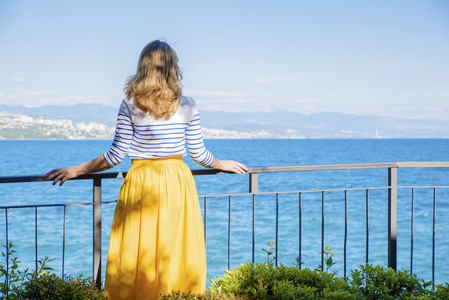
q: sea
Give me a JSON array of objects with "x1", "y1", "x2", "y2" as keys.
[{"x1": 0, "y1": 139, "x2": 448, "y2": 286}]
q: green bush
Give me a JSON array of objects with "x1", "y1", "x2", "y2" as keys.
[
  {"x1": 9, "y1": 273, "x2": 107, "y2": 300},
  {"x1": 431, "y1": 283, "x2": 449, "y2": 299},
  {"x1": 0, "y1": 243, "x2": 54, "y2": 298},
  {"x1": 210, "y1": 261, "x2": 449, "y2": 299},
  {"x1": 349, "y1": 264, "x2": 431, "y2": 299},
  {"x1": 210, "y1": 261, "x2": 351, "y2": 299},
  {"x1": 0, "y1": 243, "x2": 105, "y2": 300}
]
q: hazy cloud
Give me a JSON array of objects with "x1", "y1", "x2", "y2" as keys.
[
  {"x1": 186, "y1": 90, "x2": 251, "y2": 98},
  {"x1": 184, "y1": 89, "x2": 270, "y2": 112},
  {"x1": 0, "y1": 90, "x2": 118, "y2": 107},
  {"x1": 46, "y1": 90, "x2": 60, "y2": 95},
  {"x1": 17, "y1": 91, "x2": 41, "y2": 97},
  {"x1": 254, "y1": 76, "x2": 309, "y2": 83},
  {"x1": 10, "y1": 77, "x2": 29, "y2": 83},
  {"x1": 294, "y1": 99, "x2": 315, "y2": 104}
]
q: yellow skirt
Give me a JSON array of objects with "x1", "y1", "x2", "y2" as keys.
[{"x1": 104, "y1": 156, "x2": 206, "y2": 299}]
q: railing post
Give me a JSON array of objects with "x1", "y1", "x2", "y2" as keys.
[
  {"x1": 388, "y1": 167, "x2": 397, "y2": 271},
  {"x1": 249, "y1": 173, "x2": 258, "y2": 265},
  {"x1": 249, "y1": 173, "x2": 258, "y2": 193},
  {"x1": 93, "y1": 178, "x2": 102, "y2": 289}
]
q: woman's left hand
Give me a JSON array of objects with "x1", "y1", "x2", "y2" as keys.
[
  {"x1": 213, "y1": 159, "x2": 248, "y2": 175},
  {"x1": 46, "y1": 166, "x2": 79, "y2": 186}
]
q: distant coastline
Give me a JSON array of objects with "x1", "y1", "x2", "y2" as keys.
[{"x1": 1, "y1": 104, "x2": 449, "y2": 139}]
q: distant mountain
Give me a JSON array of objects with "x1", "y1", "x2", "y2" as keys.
[
  {"x1": 1, "y1": 103, "x2": 448, "y2": 139},
  {"x1": 200, "y1": 111, "x2": 449, "y2": 138}
]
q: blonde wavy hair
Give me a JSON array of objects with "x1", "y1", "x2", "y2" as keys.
[{"x1": 124, "y1": 40, "x2": 183, "y2": 120}]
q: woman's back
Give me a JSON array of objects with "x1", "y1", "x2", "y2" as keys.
[{"x1": 103, "y1": 96, "x2": 214, "y2": 168}]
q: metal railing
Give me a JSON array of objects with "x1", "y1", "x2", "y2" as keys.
[{"x1": 1, "y1": 161, "x2": 448, "y2": 289}]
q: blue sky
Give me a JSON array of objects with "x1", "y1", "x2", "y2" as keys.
[{"x1": 1, "y1": 0, "x2": 448, "y2": 120}]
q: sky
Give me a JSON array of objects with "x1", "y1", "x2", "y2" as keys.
[{"x1": 0, "y1": 0, "x2": 448, "y2": 120}]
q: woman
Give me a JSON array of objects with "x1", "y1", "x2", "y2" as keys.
[{"x1": 46, "y1": 40, "x2": 247, "y2": 299}]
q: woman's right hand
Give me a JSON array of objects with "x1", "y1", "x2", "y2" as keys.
[
  {"x1": 45, "y1": 155, "x2": 111, "y2": 186},
  {"x1": 46, "y1": 166, "x2": 79, "y2": 186}
]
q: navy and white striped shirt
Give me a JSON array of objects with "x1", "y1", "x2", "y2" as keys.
[{"x1": 103, "y1": 96, "x2": 214, "y2": 168}]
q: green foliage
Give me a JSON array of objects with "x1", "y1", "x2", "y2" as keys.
[
  {"x1": 9, "y1": 273, "x2": 107, "y2": 300},
  {"x1": 349, "y1": 264, "x2": 433, "y2": 299},
  {"x1": 261, "y1": 241, "x2": 276, "y2": 263},
  {"x1": 210, "y1": 261, "x2": 350, "y2": 299},
  {"x1": 210, "y1": 261, "x2": 449, "y2": 299},
  {"x1": 431, "y1": 282, "x2": 449, "y2": 299},
  {"x1": 0, "y1": 242, "x2": 23, "y2": 295},
  {"x1": 315, "y1": 246, "x2": 337, "y2": 274},
  {"x1": 157, "y1": 290, "x2": 248, "y2": 299},
  {"x1": 0, "y1": 243, "x2": 104, "y2": 300},
  {"x1": 293, "y1": 256, "x2": 304, "y2": 268},
  {"x1": 3, "y1": 242, "x2": 449, "y2": 299},
  {"x1": 0, "y1": 243, "x2": 53, "y2": 297}
]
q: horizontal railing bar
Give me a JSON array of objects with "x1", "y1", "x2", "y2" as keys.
[
  {"x1": 199, "y1": 186, "x2": 392, "y2": 198},
  {"x1": 0, "y1": 173, "x2": 123, "y2": 184},
  {"x1": 249, "y1": 161, "x2": 449, "y2": 172},
  {"x1": 247, "y1": 161, "x2": 448, "y2": 173},
  {"x1": 247, "y1": 162, "x2": 400, "y2": 173},
  {"x1": 0, "y1": 170, "x2": 226, "y2": 183},
  {"x1": 0, "y1": 202, "x2": 97, "y2": 210},
  {"x1": 102, "y1": 200, "x2": 119, "y2": 204},
  {"x1": 0, "y1": 200, "x2": 123, "y2": 210},
  {"x1": 2, "y1": 162, "x2": 449, "y2": 184},
  {"x1": 396, "y1": 162, "x2": 449, "y2": 168},
  {"x1": 198, "y1": 185, "x2": 449, "y2": 198},
  {"x1": 399, "y1": 186, "x2": 449, "y2": 189}
]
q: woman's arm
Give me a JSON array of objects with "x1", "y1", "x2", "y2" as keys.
[
  {"x1": 209, "y1": 157, "x2": 248, "y2": 175},
  {"x1": 46, "y1": 155, "x2": 111, "y2": 186},
  {"x1": 185, "y1": 100, "x2": 247, "y2": 173},
  {"x1": 47, "y1": 100, "x2": 133, "y2": 186}
]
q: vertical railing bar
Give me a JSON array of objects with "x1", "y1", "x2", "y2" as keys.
[
  {"x1": 203, "y1": 197, "x2": 207, "y2": 248},
  {"x1": 410, "y1": 188, "x2": 414, "y2": 275},
  {"x1": 344, "y1": 190, "x2": 348, "y2": 278},
  {"x1": 299, "y1": 192, "x2": 302, "y2": 270},
  {"x1": 93, "y1": 178, "x2": 102, "y2": 290},
  {"x1": 62, "y1": 205, "x2": 66, "y2": 278},
  {"x1": 249, "y1": 173, "x2": 258, "y2": 266},
  {"x1": 366, "y1": 189, "x2": 369, "y2": 265},
  {"x1": 228, "y1": 195, "x2": 231, "y2": 270},
  {"x1": 432, "y1": 187, "x2": 436, "y2": 290},
  {"x1": 5, "y1": 208, "x2": 9, "y2": 295},
  {"x1": 252, "y1": 194, "x2": 255, "y2": 264},
  {"x1": 321, "y1": 191, "x2": 324, "y2": 272},
  {"x1": 275, "y1": 193, "x2": 279, "y2": 267},
  {"x1": 35, "y1": 207, "x2": 38, "y2": 272},
  {"x1": 388, "y1": 167, "x2": 398, "y2": 271}
]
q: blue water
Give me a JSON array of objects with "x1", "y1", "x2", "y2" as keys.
[{"x1": 0, "y1": 139, "x2": 448, "y2": 285}]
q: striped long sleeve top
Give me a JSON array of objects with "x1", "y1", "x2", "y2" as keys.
[{"x1": 103, "y1": 96, "x2": 215, "y2": 168}]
